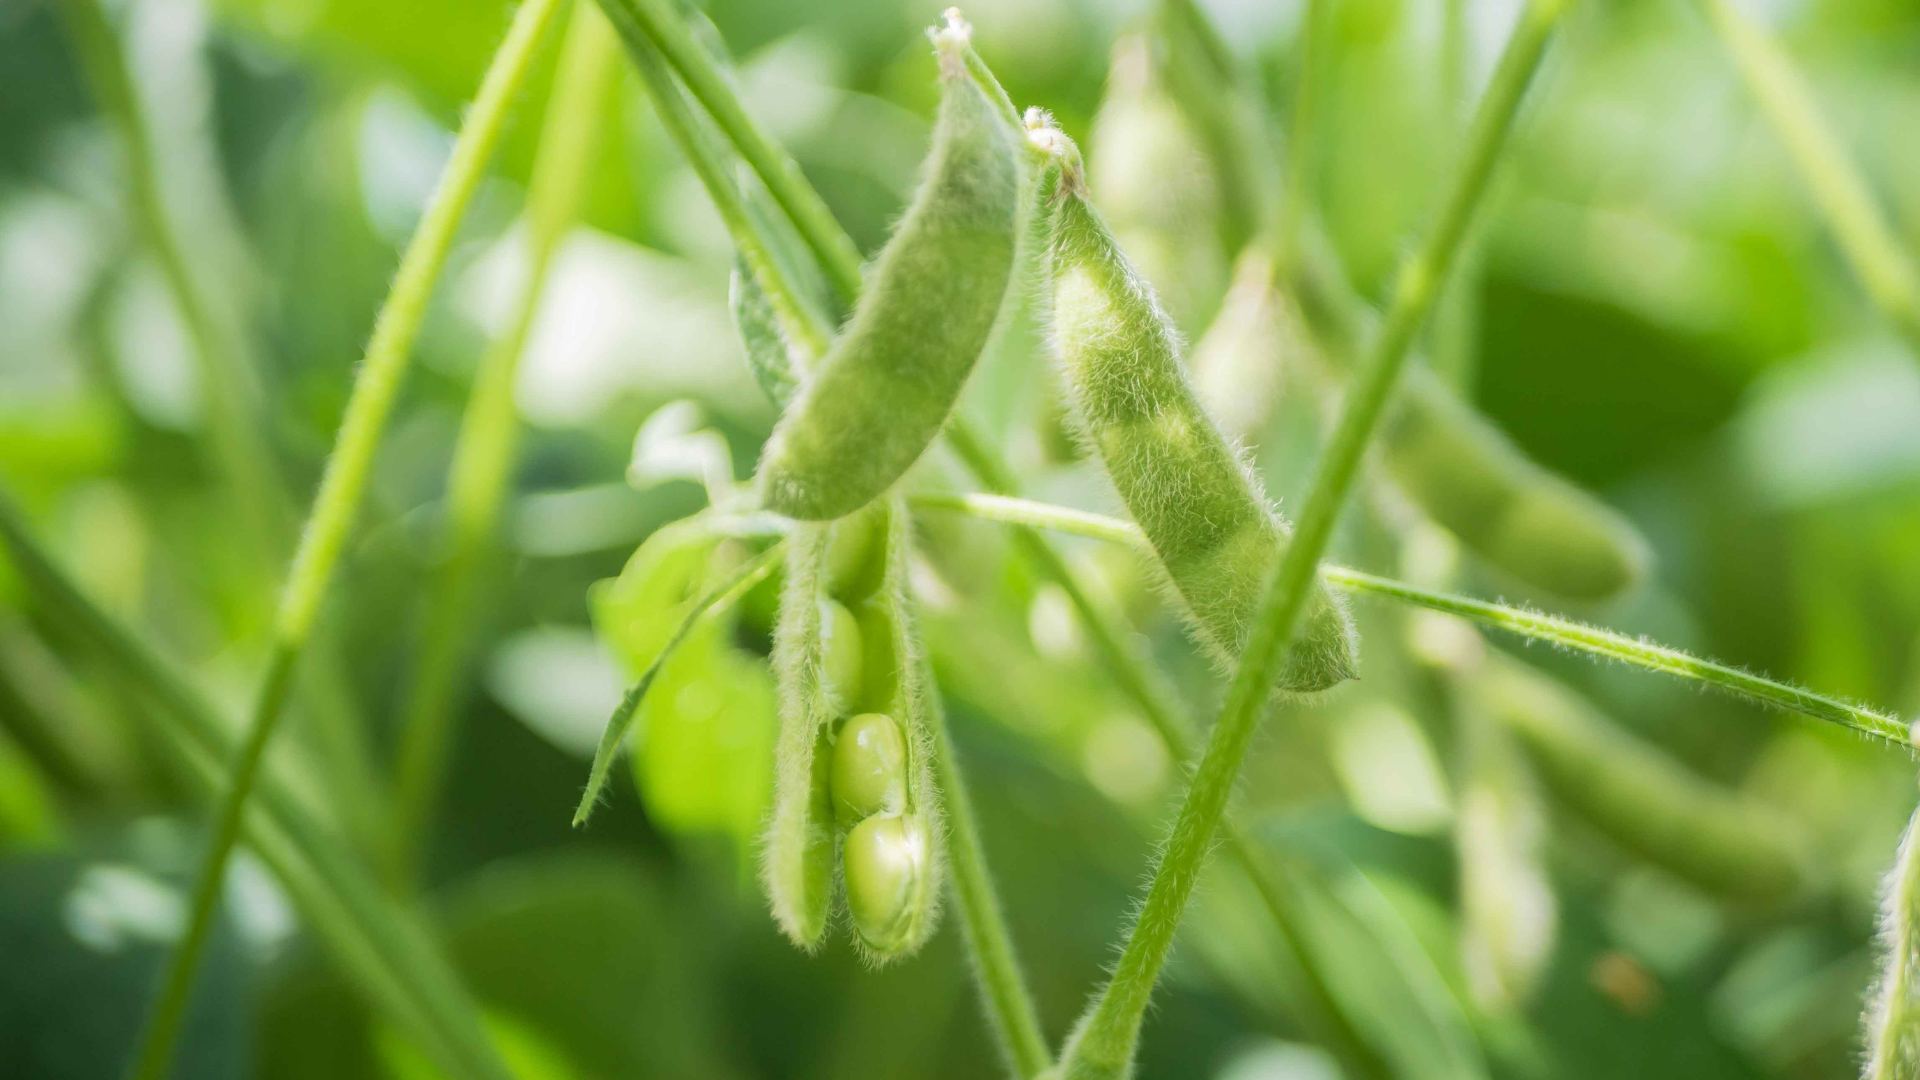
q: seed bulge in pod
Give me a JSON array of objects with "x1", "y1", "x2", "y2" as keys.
[
  {"x1": 832, "y1": 712, "x2": 908, "y2": 824},
  {"x1": 817, "y1": 598, "x2": 864, "y2": 711},
  {"x1": 843, "y1": 814, "x2": 928, "y2": 952}
]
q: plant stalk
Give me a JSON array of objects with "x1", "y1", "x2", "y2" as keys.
[{"x1": 125, "y1": 0, "x2": 569, "y2": 1072}]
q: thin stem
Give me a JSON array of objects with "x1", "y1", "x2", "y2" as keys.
[
  {"x1": 63, "y1": 0, "x2": 391, "y2": 863},
  {"x1": 592, "y1": 0, "x2": 866, "y2": 302},
  {"x1": 128, "y1": 0, "x2": 568, "y2": 1073},
  {"x1": 925, "y1": 659, "x2": 1052, "y2": 1078},
  {"x1": 937, "y1": 434, "x2": 1389, "y2": 1078},
  {"x1": 390, "y1": 4, "x2": 620, "y2": 886},
  {"x1": 1698, "y1": 0, "x2": 1920, "y2": 357},
  {"x1": 573, "y1": 539, "x2": 786, "y2": 826},
  {"x1": 0, "y1": 492, "x2": 510, "y2": 1080},
  {"x1": 1058, "y1": 4, "x2": 1570, "y2": 1073},
  {"x1": 1319, "y1": 566, "x2": 1909, "y2": 746},
  {"x1": 915, "y1": 491, "x2": 1911, "y2": 749}
]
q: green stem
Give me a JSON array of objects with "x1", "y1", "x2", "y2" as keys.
[
  {"x1": 592, "y1": 0, "x2": 865, "y2": 303},
  {"x1": 0, "y1": 492, "x2": 511, "y2": 1080},
  {"x1": 1058, "y1": 4, "x2": 1570, "y2": 1074},
  {"x1": 390, "y1": 3, "x2": 620, "y2": 887},
  {"x1": 925, "y1": 659, "x2": 1053, "y2": 1078},
  {"x1": 574, "y1": 538, "x2": 786, "y2": 826},
  {"x1": 63, "y1": 0, "x2": 393, "y2": 864},
  {"x1": 936, "y1": 436, "x2": 1389, "y2": 1079},
  {"x1": 1698, "y1": 0, "x2": 1920, "y2": 357},
  {"x1": 127, "y1": 0, "x2": 568, "y2": 1073},
  {"x1": 915, "y1": 491, "x2": 1909, "y2": 749}
]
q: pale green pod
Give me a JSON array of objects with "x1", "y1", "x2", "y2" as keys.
[
  {"x1": 1866, "y1": 795, "x2": 1920, "y2": 1080},
  {"x1": 832, "y1": 712, "x2": 907, "y2": 825},
  {"x1": 1086, "y1": 34, "x2": 1225, "y2": 332},
  {"x1": 1454, "y1": 708, "x2": 1556, "y2": 1014},
  {"x1": 1381, "y1": 374, "x2": 1649, "y2": 601},
  {"x1": 843, "y1": 814, "x2": 934, "y2": 954},
  {"x1": 754, "y1": 37, "x2": 1022, "y2": 521},
  {"x1": 1045, "y1": 188, "x2": 1358, "y2": 693},
  {"x1": 762, "y1": 524, "x2": 842, "y2": 949},
  {"x1": 1190, "y1": 248, "x2": 1299, "y2": 440},
  {"x1": 1478, "y1": 657, "x2": 1811, "y2": 903}
]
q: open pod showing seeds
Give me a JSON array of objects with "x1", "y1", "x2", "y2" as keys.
[{"x1": 763, "y1": 500, "x2": 944, "y2": 961}]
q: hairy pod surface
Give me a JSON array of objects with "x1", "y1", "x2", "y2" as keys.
[
  {"x1": 764, "y1": 524, "x2": 842, "y2": 948},
  {"x1": 1382, "y1": 375, "x2": 1648, "y2": 601},
  {"x1": 753, "y1": 40, "x2": 1022, "y2": 521},
  {"x1": 1480, "y1": 658, "x2": 1810, "y2": 903},
  {"x1": 1044, "y1": 188, "x2": 1358, "y2": 693}
]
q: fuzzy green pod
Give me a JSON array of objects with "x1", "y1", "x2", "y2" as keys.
[
  {"x1": 1478, "y1": 657, "x2": 1811, "y2": 903},
  {"x1": 753, "y1": 35, "x2": 1022, "y2": 521},
  {"x1": 1045, "y1": 187, "x2": 1358, "y2": 693},
  {"x1": 1867, "y1": 796, "x2": 1920, "y2": 1080},
  {"x1": 835, "y1": 501, "x2": 944, "y2": 959},
  {"x1": 1086, "y1": 34, "x2": 1225, "y2": 332},
  {"x1": 1381, "y1": 374, "x2": 1648, "y2": 601},
  {"x1": 761, "y1": 502, "x2": 944, "y2": 960}
]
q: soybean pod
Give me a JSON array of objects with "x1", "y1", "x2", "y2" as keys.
[
  {"x1": 763, "y1": 500, "x2": 943, "y2": 960},
  {"x1": 754, "y1": 26, "x2": 1022, "y2": 521},
  {"x1": 1476, "y1": 657, "x2": 1811, "y2": 904},
  {"x1": 1042, "y1": 166, "x2": 1359, "y2": 694}
]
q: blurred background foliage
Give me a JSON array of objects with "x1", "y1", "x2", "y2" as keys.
[{"x1": 3, "y1": 0, "x2": 1920, "y2": 1077}]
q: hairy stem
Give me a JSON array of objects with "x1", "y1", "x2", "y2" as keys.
[
  {"x1": 1698, "y1": 0, "x2": 1920, "y2": 358},
  {"x1": 916, "y1": 491, "x2": 1910, "y2": 748},
  {"x1": 127, "y1": 0, "x2": 568, "y2": 1073},
  {"x1": 1058, "y1": 4, "x2": 1570, "y2": 1074},
  {"x1": 390, "y1": 3, "x2": 620, "y2": 887},
  {"x1": 0, "y1": 492, "x2": 510, "y2": 1080},
  {"x1": 926, "y1": 659, "x2": 1053, "y2": 1078}
]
